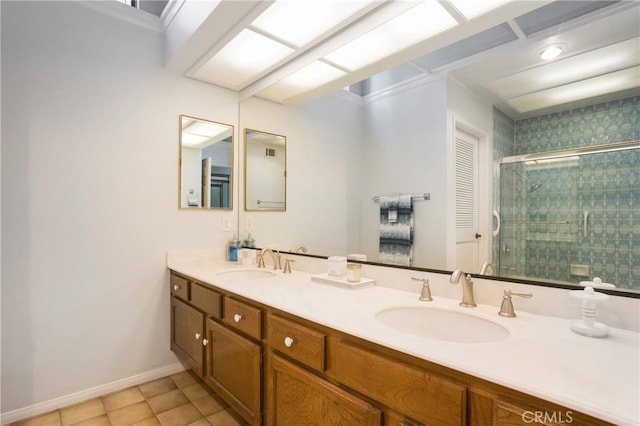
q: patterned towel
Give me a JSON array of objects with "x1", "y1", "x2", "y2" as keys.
[{"x1": 378, "y1": 195, "x2": 414, "y2": 266}]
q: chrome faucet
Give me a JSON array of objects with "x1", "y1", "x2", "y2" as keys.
[
  {"x1": 257, "y1": 248, "x2": 281, "y2": 270},
  {"x1": 450, "y1": 269, "x2": 476, "y2": 307},
  {"x1": 479, "y1": 261, "x2": 495, "y2": 275}
]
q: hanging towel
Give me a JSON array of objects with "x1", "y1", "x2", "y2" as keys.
[{"x1": 378, "y1": 195, "x2": 414, "y2": 266}]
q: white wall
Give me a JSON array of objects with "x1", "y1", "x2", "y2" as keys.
[
  {"x1": 238, "y1": 95, "x2": 362, "y2": 256},
  {"x1": 1, "y1": 1, "x2": 239, "y2": 414},
  {"x1": 360, "y1": 79, "x2": 449, "y2": 267}
]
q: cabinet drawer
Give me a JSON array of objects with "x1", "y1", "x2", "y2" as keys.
[
  {"x1": 170, "y1": 273, "x2": 189, "y2": 300},
  {"x1": 190, "y1": 282, "x2": 222, "y2": 318},
  {"x1": 332, "y1": 340, "x2": 466, "y2": 426},
  {"x1": 223, "y1": 298, "x2": 262, "y2": 340},
  {"x1": 268, "y1": 315, "x2": 326, "y2": 372}
]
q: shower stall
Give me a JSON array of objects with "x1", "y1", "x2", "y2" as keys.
[{"x1": 496, "y1": 140, "x2": 639, "y2": 290}]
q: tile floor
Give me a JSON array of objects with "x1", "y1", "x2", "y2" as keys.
[{"x1": 11, "y1": 371, "x2": 247, "y2": 426}]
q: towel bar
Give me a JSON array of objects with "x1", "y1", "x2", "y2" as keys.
[{"x1": 372, "y1": 193, "x2": 430, "y2": 202}]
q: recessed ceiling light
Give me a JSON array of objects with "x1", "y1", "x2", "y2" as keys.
[{"x1": 539, "y1": 44, "x2": 564, "y2": 61}]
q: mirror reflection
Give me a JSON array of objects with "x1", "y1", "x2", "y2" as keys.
[
  {"x1": 179, "y1": 115, "x2": 234, "y2": 209},
  {"x1": 244, "y1": 129, "x2": 286, "y2": 211},
  {"x1": 236, "y1": 3, "x2": 639, "y2": 294}
]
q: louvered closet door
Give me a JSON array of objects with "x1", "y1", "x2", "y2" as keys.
[{"x1": 454, "y1": 129, "x2": 480, "y2": 272}]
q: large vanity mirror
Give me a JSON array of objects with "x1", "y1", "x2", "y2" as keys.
[
  {"x1": 236, "y1": 2, "x2": 639, "y2": 295},
  {"x1": 179, "y1": 115, "x2": 234, "y2": 209},
  {"x1": 244, "y1": 129, "x2": 286, "y2": 211}
]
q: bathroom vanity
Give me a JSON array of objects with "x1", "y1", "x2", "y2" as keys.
[{"x1": 168, "y1": 255, "x2": 638, "y2": 426}]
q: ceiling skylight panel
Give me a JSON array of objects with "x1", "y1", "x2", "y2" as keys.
[
  {"x1": 251, "y1": 0, "x2": 376, "y2": 48},
  {"x1": 195, "y1": 29, "x2": 294, "y2": 89},
  {"x1": 447, "y1": 0, "x2": 514, "y2": 19},
  {"x1": 258, "y1": 61, "x2": 347, "y2": 102},
  {"x1": 324, "y1": 0, "x2": 458, "y2": 71},
  {"x1": 507, "y1": 67, "x2": 640, "y2": 113}
]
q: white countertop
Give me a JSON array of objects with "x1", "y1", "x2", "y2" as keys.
[{"x1": 167, "y1": 256, "x2": 640, "y2": 425}]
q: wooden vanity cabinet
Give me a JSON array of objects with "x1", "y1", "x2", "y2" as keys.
[
  {"x1": 270, "y1": 355, "x2": 382, "y2": 425},
  {"x1": 205, "y1": 318, "x2": 262, "y2": 425},
  {"x1": 169, "y1": 271, "x2": 612, "y2": 426},
  {"x1": 467, "y1": 389, "x2": 610, "y2": 426},
  {"x1": 170, "y1": 297, "x2": 206, "y2": 376}
]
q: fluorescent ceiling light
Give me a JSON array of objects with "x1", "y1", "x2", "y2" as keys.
[
  {"x1": 507, "y1": 66, "x2": 640, "y2": 113},
  {"x1": 251, "y1": 0, "x2": 375, "y2": 48},
  {"x1": 182, "y1": 121, "x2": 231, "y2": 147},
  {"x1": 324, "y1": 0, "x2": 458, "y2": 71},
  {"x1": 193, "y1": 29, "x2": 293, "y2": 89},
  {"x1": 539, "y1": 44, "x2": 564, "y2": 60},
  {"x1": 489, "y1": 38, "x2": 640, "y2": 99},
  {"x1": 448, "y1": 0, "x2": 513, "y2": 19},
  {"x1": 258, "y1": 61, "x2": 346, "y2": 102}
]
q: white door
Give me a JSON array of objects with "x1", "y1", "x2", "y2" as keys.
[
  {"x1": 201, "y1": 157, "x2": 212, "y2": 208},
  {"x1": 454, "y1": 129, "x2": 480, "y2": 272}
]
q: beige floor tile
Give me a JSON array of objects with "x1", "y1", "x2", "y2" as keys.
[
  {"x1": 191, "y1": 395, "x2": 224, "y2": 417},
  {"x1": 12, "y1": 411, "x2": 61, "y2": 426},
  {"x1": 103, "y1": 387, "x2": 146, "y2": 412},
  {"x1": 139, "y1": 377, "x2": 178, "y2": 399},
  {"x1": 157, "y1": 403, "x2": 203, "y2": 426},
  {"x1": 147, "y1": 389, "x2": 189, "y2": 414},
  {"x1": 185, "y1": 420, "x2": 211, "y2": 426},
  {"x1": 70, "y1": 414, "x2": 111, "y2": 426},
  {"x1": 60, "y1": 398, "x2": 106, "y2": 426},
  {"x1": 181, "y1": 383, "x2": 210, "y2": 402},
  {"x1": 170, "y1": 371, "x2": 197, "y2": 389},
  {"x1": 206, "y1": 411, "x2": 241, "y2": 426},
  {"x1": 107, "y1": 401, "x2": 154, "y2": 426},
  {"x1": 130, "y1": 417, "x2": 162, "y2": 426}
]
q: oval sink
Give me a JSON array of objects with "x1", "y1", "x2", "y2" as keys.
[
  {"x1": 216, "y1": 270, "x2": 276, "y2": 280},
  {"x1": 375, "y1": 306, "x2": 509, "y2": 343}
]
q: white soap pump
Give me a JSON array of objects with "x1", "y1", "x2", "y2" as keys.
[{"x1": 569, "y1": 286, "x2": 609, "y2": 338}]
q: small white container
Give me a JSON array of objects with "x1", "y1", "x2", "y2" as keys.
[
  {"x1": 346, "y1": 263, "x2": 361, "y2": 283},
  {"x1": 327, "y1": 256, "x2": 347, "y2": 276},
  {"x1": 238, "y1": 249, "x2": 256, "y2": 266}
]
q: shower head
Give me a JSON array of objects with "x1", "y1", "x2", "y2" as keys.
[
  {"x1": 529, "y1": 183, "x2": 543, "y2": 193},
  {"x1": 506, "y1": 166, "x2": 543, "y2": 193}
]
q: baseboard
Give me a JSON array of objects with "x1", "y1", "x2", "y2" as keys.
[{"x1": 0, "y1": 362, "x2": 185, "y2": 425}]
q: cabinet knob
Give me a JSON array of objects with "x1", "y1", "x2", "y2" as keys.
[
  {"x1": 195, "y1": 333, "x2": 201, "y2": 340},
  {"x1": 233, "y1": 313, "x2": 243, "y2": 323},
  {"x1": 284, "y1": 336, "x2": 295, "y2": 348},
  {"x1": 173, "y1": 284, "x2": 180, "y2": 291},
  {"x1": 202, "y1": 339, "x2": 209, "y2": 346}
]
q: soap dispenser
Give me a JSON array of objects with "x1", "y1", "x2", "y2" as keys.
[
  {"x1": 228, "y1": 234, "x2": 240, "y2": 262},
  {"x1": 243, "y1": 233, "x2": 255, "y2": 248},
  {"x1": 569, "y1": 286, "x2": 609, "y2": 338}
]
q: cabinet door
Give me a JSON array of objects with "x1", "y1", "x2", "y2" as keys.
[
  {"x1": 270, "y1": 355, "x2": 382, "y2": 426},
  {"x1": 170, "y1": 297, "x2": 205, "y2": 376},
  {"x1": 205, "y1": 319, "x2": 261, "y2": 425}
]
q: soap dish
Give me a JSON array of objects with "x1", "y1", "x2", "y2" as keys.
[{"x1": 311, "y1": 273, "x2": 375, "y2": 290}]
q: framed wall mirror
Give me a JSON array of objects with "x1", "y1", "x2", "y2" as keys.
[
  {"x1": 179, "y1": 115, "x2": 234, "y2": 209},
  {"x1": 244, "y1": 129, "x2": 286, "y2": 211}
]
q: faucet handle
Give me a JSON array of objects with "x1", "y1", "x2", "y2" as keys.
[
  {"x1": 412, "y1": 277, "x2": 432, "y2": 301},
  {"x1": 499, "y1": 289, "x2": 533, "y2": 317},
  {"x1": 257, "y1": 254, "x2": 265, "y2": 268},
  {"x1": 283, "y1": 258, "x2": 295, "y2": 274}
]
